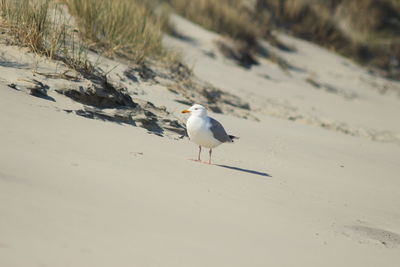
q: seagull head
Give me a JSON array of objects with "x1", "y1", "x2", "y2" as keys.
[{"x1": 181, "y1": 104, "x2": 207, "y2": 117}]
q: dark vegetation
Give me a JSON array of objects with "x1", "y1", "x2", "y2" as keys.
[
  {"x1": 168, "y1": 0, "x2": 400, "y2": 79},
  {"x1": 254, "y1": 0, "x2": 400, "y2": 79}
]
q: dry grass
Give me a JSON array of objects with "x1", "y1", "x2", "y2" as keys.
[
  {"x1": 3, "y1": 0, "x2": 397, "y2": 79},
  {"x1": 64, "y1": 0, "x2": 173, "y2": 64},
  {"x1": 0, "y1": 0, "x2": 178, "y2": 72},
  {"x1": 256, "y1": 0, "x2": 349, "y2": 49},
  {"x1": 167, "y1": 0, "x2": 260, "y2": 47},
  {"x1": 0, "y1": 0, "x2": 92, "y2": 72},
  {"x1": 1, "y1": 0, "x2": 58, "y2": 56}
]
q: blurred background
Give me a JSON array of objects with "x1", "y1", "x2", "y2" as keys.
[{"x1": 166, "y1": 0, "x2": 400, "y2": 79}]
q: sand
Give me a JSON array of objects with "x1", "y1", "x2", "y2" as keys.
[{"x1": 1, "y1": 15, "x2": 400, "y2": 267}]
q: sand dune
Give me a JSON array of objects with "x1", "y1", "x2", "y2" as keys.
[{"x1": 1, "y1": 15, "x2": 400, "y2": 267}]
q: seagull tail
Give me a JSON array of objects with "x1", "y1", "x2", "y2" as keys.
[{"x1": 228, "y1": 135, "x2": 239, "y2": 142}]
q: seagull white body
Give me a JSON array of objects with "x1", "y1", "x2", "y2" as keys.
[
  {"x1": 181, "y1": 104, "x2": 237, "y2": 164},
  {"x1": 186, "y1": 115, "x2": 222, "y2": 148}
]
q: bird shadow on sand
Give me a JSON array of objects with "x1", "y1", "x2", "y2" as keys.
[{"x1": 215, "y1": 164, "x2": 272, "y2": 177}]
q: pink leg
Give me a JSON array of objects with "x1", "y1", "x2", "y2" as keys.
[{"x1": 198, "y1": 146, "x2": 201, "y2": 161}]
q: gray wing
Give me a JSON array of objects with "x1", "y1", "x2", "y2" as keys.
[{"x1": 208, "y1": 117, "x2": 232, "y2": 143}]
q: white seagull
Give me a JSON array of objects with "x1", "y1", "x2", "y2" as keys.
[{"x1": 181, "y1": 104, "x2": 238, "y2": 164}]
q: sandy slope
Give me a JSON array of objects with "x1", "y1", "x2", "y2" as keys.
[
  {"x1": 1, "y1": 15, "x2": 400, "y2": 267},
  {"x1": 165, "y1": 15, "x2": 400, "y2": 143}
]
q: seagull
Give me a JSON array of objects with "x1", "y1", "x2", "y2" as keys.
[{"x1": 181, "y1": 104, "x2": 238, "y2": 164}]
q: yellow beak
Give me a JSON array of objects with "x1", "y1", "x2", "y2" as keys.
[{"x1": 181, "y1": 109, "x2": 190, "y2": 113}]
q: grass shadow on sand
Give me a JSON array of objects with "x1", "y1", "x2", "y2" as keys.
[
  {"x1": 0, "y1": 61, "x2": 30, "y2": 69},
  {"x1": 215, "y1": 164, "x2": 271, "y2": 177}
]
